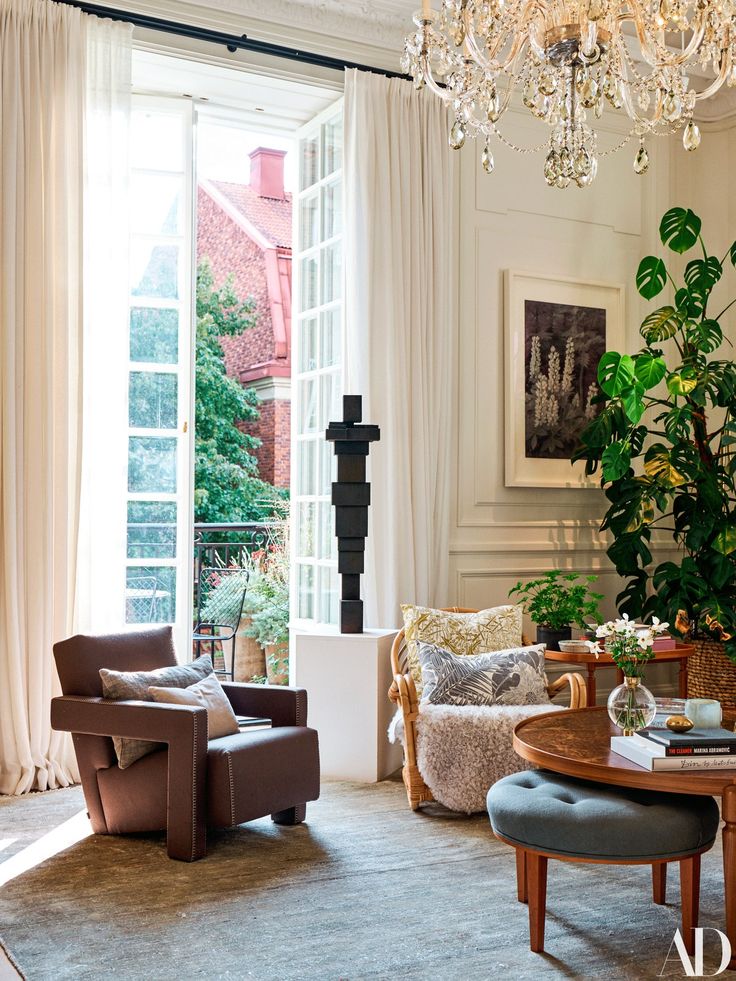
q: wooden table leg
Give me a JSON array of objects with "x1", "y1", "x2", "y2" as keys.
[
  {"x1": 723, "y1": 784, "x2": 736, "y2": 970},
  {"x1": 679, "y1": 657, "x2": 688, "y2": 698},
  {"x1": 516, "y1": 848, "x2": 528, "y2": 904},
  {"x1": 652, "y1": 862, "x2": 667, "y2": 905},
  {"x1": 586, "y1": 665, "x2": 597, "y2": 706}
]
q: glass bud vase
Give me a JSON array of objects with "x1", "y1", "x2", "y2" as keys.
[{"x1": 607, "y1": 676, "x2": 657, "y2": 736}]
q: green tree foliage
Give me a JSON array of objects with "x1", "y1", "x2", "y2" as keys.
[
  {"x1": 574, "y1": 207, "x2": 736, "y2": 659},
  {"x1": 194, "y1": 259, "x2": 284, "y2": 523}
]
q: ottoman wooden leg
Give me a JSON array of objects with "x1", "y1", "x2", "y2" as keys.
[
  {"x1": 680, "y1": 854, "x2": 701, "y2": 956},
  {"x1": 652, "y1": 862, "x2": 667, "y2": 905},
  {"x1": 527, "y1": 852, "x2": 548, "y2": 953},
  {"x1": 516, "y1": 848, "x2": 528, "y2": 904}
]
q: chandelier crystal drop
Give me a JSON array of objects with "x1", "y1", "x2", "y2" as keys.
[{"x1": 402, "y1": 0, "x2": 734, "y2": 188}]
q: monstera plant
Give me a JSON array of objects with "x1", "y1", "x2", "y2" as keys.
[{"x1": 575, "y1": 206, "x2": 736, "y2": 667}]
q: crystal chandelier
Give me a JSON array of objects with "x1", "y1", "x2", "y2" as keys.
[{"x1": 402, "y1": 0, "x2": 735, "y2": 187}]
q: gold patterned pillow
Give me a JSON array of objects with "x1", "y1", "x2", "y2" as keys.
[{"x1": 400, "y1": 604, "x2": 523, "y2": 691}]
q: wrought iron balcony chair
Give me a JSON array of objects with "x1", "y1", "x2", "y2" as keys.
[{"x1": 193, "y1": 567, "x2": 249, "y2": 681}]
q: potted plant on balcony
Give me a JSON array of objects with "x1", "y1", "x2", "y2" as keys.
[
  {"x1": 574, "y1": 206, "x2": 736, "y2": 704},
  {"x1": 245, "y1": 531, "x2": 290, "y2": 685},
  {"x1": 509, "y1": 570, "x2": 603, "y2": 651}
]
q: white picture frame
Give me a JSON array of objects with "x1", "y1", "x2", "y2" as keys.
[{"x1": 504, "y1": 270, "x2": 625, "y2": 489}]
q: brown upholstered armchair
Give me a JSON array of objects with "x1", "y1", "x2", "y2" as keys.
[{"x1": 51, "y1": 627, "x2": 320, "y2": 861}]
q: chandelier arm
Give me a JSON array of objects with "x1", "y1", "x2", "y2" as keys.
[
  {"x1": 419, "y1": 54, "x2": 453, "y2": 101},
  {"x1": 693, "y1": 49, "x2": 732, "y2": 101},
  {"x1": 626, "y1": 2, "x2": 708, "y2": 69},
  {"x1": 617, "y1": 49, "x2": 665, "y2": 129}
]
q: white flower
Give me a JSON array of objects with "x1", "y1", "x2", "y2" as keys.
[
  {"x1": 651, "y1": 617, "x2": 669, "y2": 634},
  {"x1": 586, "y1": 640, "x2": 603, "y2": 658},
  {"x1": 595, "y1": 624, "x2": 609, "y2": 638}
]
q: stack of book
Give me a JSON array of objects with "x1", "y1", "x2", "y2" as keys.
[{"x1": 612, "y1": 726, "x2": 736, "y2": 771}]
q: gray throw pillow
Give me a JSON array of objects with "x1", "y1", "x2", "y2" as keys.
[
  {"x1": 417, "y1": 642, "x2": 550, "y2": 708},
  {"x1": 100, "y1": 654, "x2": 214, "y2": 769}
]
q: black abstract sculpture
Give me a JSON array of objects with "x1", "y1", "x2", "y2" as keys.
[{"x1": 325, "y1": 395, "x2": 380, "y2": 634}]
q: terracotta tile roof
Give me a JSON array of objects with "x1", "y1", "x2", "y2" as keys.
[{"x1": 210, "y1": 180, "x2": 292, "y2": 249}]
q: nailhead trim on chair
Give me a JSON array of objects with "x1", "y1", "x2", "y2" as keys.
[
  {"x1": 295, "y1": 690, "x2": 307, "y2": 727},
  {"x1": 226, "y1": 751, "x2": 235, "y2": 827},
  {"x1": 191, "y1": 714, "x2": 200, "y2": 860}
]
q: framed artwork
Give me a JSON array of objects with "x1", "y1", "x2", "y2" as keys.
[{"x1": 504, "y1": 270, "x2": 625, "y2": 488}]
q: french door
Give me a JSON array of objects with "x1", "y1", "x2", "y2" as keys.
[
  {"x1": 290, "y1": 101, "x2": 344, "y2": 628},
  {"x1": 124, "y1": 97, "x2": 195, "y2": 654}
]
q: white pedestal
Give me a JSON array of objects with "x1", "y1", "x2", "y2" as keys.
[{"x1": 291, "y1": 626, "x2": 402, "y2": 782}]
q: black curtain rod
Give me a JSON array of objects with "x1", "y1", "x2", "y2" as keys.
[{"x1": 56, "y1": 1, "x2": 410, "y2": 80}]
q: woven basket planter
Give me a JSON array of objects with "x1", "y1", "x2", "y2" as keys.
[{"x1": 687, "y1": 638, "x2": 736, "y2": 708}]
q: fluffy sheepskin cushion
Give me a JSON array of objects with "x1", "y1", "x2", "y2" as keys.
[{"x1": 396, "y1": 702, "x2": 566, "y2": 814}]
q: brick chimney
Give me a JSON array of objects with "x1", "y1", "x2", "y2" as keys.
[{"x1": 249, "y1": 147, "x2": 287, "y2": 200}]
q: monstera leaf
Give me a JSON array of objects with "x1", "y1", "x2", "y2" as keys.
[
  {"x1": 598, "y1": 352, "x2": 635, "y2": 397},
  {"x1": 640, "y1": 306, "x2": 683, "y2": 344},
  {"x1": 660, "y1": 207, "x2": 702, "y2": 254},
  {"x1": 636, "y1": 256, "x2": 667, "y2": 299},
  {"x1": 685, "y1": 318, "x2": 722, "y2": 354},
  {"x1": 684, "y1": 256, "x2": 722, "y2": 293},
  {"x1": 634, "y1": 351, "x2": 667, "y2": 390},
  {"x1": 601, "y1": 441, "x2": 631, "y2": 481}
]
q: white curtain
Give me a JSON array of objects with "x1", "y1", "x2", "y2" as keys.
[
  {"x1": 343, "y1": 70, "x2": 456, "y2": 629},
  {"x1": 0, "y1": 0, "x2": 131, "y2": 795},
  {"x1": 75, "y1": 16, "x2": 131, "y2": 634}
]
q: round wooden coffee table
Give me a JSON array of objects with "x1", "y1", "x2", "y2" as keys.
[
  {"x1": 513, "y1": 707, "x2": 736, "y2": 969},
  {"x1": 544, "y1": 643, "x2": 695, "y2": 705}
]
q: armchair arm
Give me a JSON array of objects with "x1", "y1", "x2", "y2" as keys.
[
  {"x1": 220, "y1": 683, "x2": 308, "y2": 728},
  {"x1": 546, "y1": 671, "x2": 588, "y2": 709},
  {"x1": 51, "y1": 696, "x2": 207, "y2": 862}
]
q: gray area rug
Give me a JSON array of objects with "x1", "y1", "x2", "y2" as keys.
[{"x1": 0, "y1": 778, "x2": 728, "y2": 980}]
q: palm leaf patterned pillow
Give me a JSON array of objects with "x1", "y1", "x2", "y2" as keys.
[
  {"x1": 400, "y1": 604, "x2": 523, "y2": 692},
  {"x1": 417, "y1": 642, "x2": 550, "y2": 707}
]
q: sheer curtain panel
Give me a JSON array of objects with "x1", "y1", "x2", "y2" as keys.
[
  {"x1": 0, "y1": 0, "x2": 131, "y2": 795},
  {"x1": 344, "y1": 70, "x2": 456, "y2": 628}
]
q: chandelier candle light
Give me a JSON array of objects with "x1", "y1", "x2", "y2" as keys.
[{"x1": 403, "y1": 0, "x2": 735, "y2": 187}]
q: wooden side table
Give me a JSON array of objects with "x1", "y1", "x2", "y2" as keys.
[{"x1": 543, "y1": 644, "x2": 696, "y2": 706}]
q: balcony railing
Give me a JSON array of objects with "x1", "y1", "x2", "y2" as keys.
[{"x1": 193, "y1": 521, "x2": 283, "y2": 612}]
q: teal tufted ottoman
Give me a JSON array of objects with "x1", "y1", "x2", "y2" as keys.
[{"x1": 487, "y1": 769, "x2": 720, "y2": 954}]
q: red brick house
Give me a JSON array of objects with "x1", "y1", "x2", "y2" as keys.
[{"x1": 197, "y1": 147, "x2": 292, "y2": 488}]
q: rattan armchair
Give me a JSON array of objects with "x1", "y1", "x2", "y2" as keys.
[{"x1": 387, "y1": 607, "x2": 588, "y2": 810}]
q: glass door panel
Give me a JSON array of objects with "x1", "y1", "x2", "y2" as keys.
[
  {"x1": 291, "y1": 100, "x2": 344, "y2": 628},
  {"x1": 126, "y1": 97, "x2": 194, "y2": 653}
]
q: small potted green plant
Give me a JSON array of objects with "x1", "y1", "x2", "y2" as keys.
[
  {"x1": 245, "y1": 527, "x2": 290, "y2": 685},
  {"x1": 509, "y1": 571, "x2": 603, "y2": 651}
]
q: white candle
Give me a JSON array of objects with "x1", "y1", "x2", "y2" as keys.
[
  {"x1": 684, "y1": 698, "x2": 722, "y2": 729},
  {"x1": 422, "y1": 0, "x2": 431, "y2": 16}
]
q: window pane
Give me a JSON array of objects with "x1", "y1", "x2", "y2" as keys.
[
  {"x1": 129, "y1": 372, "x2": 178, "y2": 429},
  {"x1": 318, "y1": 501, "x2": 335, "y2": 559},
  {"x1": 126, "y1": 566, "x2": 176, "y2": 624},
  {"x1": 131, "y1": 111, "x2": 183, "y2": 171},
  {"x1": 299, "y1": 316, "x2": 318, "y2": 373},
  {"x1": 321, "y1": 244, "x2": 341, "y2": 304},
  {"x1": 297, "y1": 564, "x2": 314, "y2": 619},
  {"x1": 323, "y1": 115, "x2": 342, "y2": 177},
  {"x1": 320, "y1": 441, "x2": 335, "y2": 496},
  {"x1": 300, "y1": 135, "x2": 319, "y2": 191},
  {"x1": 300, "y1": 255, "x2": 318, "y2": 312},
  {"x1": 299, "y1": 194, "x2": 319, "y2": 251},
  {"x1": 319, "y1": 371, "x2": 340, "y2": 431},
  {"x1": 322, "y1": 181, "x2": 341, "y2": 240},
  {"x1": 128, "y1": 437, "x2": 177, "y2": 492},
  {"x1": 131, "y1": 242, "x2": 179, "y2": 299},
  {"x1": 297, "y1": 439, "x2": 316, "y2": 496},
  {"x1": 131, "y1": 174, "x2": 182, "y2": 235},
  {"x1": 127, "y1": 501, "x2": 177, "y2": 559},
  {"x1": 321, "y1": 308, "x2": 341, "y2": 367},
  {"x1": 298, "y1": 502, "x2": 316, "y2": 558},
  {"x1": 298, "y1": 378, "x2": 318, "y2": 434},
  {"x1": 130, "y1": 307, "x2": 179, "y2": 363},
  {"x1": 318, "y1": 566, "x2": 339, "y2": 624}
]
